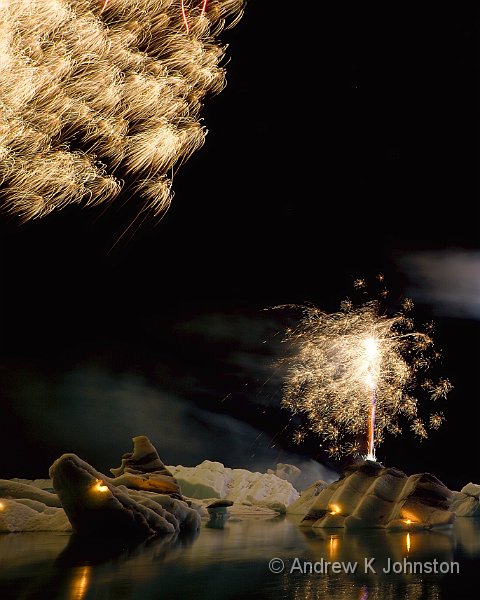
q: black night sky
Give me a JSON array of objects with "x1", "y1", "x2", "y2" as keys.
[{"x1": 1, "y1": 3, "x2": 479, "y2": 491}]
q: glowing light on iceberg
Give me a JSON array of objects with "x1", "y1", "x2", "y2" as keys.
[{"x1": 92, "y1": 480, "x2": 109, "y2": 493}]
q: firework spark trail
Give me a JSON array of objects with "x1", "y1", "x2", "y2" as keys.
[
  {"x1": 364, "y1": 336, "x2": 379, "y2": 460},
  {"x1": 181, "y1": 0, "x2": 190, "y2": 33},
  {"x1": 279, "y1": 298, "x2": 452, "y2": 458},
  {"x1": 181, "y1": 1, "x2": 209, "y2": 34},
  {"x1": 0, "y1": 0, "x2": 245, "y2": 221},
  {"x1": 367, "y1": 385, "x2": 376, "y2": 460}
]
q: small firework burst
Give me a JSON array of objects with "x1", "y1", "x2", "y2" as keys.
[{"x1": 429, "y1": 412, "x2": 445, "y2": 429}]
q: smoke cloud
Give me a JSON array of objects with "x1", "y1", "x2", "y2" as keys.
[
  {"x1": 7, "y1": 364, "x2": 336, "y2": 488},
  {"x1": 397, "y1": 249, "x2": 480, "y2": 319}
]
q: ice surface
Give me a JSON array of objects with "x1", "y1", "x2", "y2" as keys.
[
  {"x1": 49, "y1": 452, "x2": 205, "y2": 539},
  {"x1": 286, "y1": 480, "x2": 329, "y2": 515},
  {"x1": 297, "y1": 460, "x2": 455, "y2": 530},
  {"x1": 450, "y1": 483, "x2": 480, "y2": 517},
  {"x1": 168, "y1": 460, "x2": 300, "y2": 513},
  {"x1": 109, "y1": 436, "x2": 181, "y2": 496},
  {"x1": 267, "y1": 463, "x2": 301, "y2": 485},
  {"x1": 0, "y1": 479, "x2": 61, "y2": 507},
  {"x1": 0, "y1": 498, "x2": 71, "y2": 532},
  {"x1": 461, "y1": 482, "x2": 480, "y2": 499}
]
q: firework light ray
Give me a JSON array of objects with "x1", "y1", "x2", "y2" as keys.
[
  {"x1": 278, "y1": 288, "x2": 452, "y2": 459},
  {"x1": 0, "y1": 0, "x2": 245, "y2": 221},
  {"x1": 364, "y1": 336, "x2": 379, "y2": 460},
  {"x1": 367, "y1": 385, "x2": 377, "y2": 461}
]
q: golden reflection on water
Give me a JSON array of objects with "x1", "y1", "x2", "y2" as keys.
[
  {"x1": 329, "y1": 535, "x2": 339, "y2": 558},
  {"x1": 69, "y1": 565, "x2": 90, "y2": 600},
  {"x1": 296, "y1": 515, "x2": 456, "y2": 566}
]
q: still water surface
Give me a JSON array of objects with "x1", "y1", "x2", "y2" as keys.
[{"x1": 0, "y1": 515, "x2": 478, "y2": 599}]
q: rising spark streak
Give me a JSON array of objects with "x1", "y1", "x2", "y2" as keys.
[
  {"x1": 279, "y1": 288, "x2": 452, "y2": 458},
  {"x1": 364, "y1": 337, "x2": 379, "y2": 460},
  {"x1": 0, "y1": 0, "x2": 245, "y2": 221},
  {"x1": 182, "y1": 1, "x2": 209, "y2": 34},
  {"x1": 367, "y1": 385, "x2": 377, "y2": 461},
  {"x1": 181, "y1": 0, "x2": 190, "y2": 33}
]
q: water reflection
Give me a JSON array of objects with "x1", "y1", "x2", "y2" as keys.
[
  {"x1": 452, "y1": 517, "x2": 480, "y2": 557},
  {"x1": 205, "y1": 512, "x2": 230, "y2": 529},
  {"x1": 280, "y1": 517, "x2": 480, "y2": 600},
  {"x1": 297, "y1": 523, "x2": 456, "y2": 575},
  {"x1": 55, "y1": 531, "x2": 186, "y2": 567},
  {"x1": 69, "y1": 565, "x2": 90, "y2": 600},
  {"x1": 0, "y1": 517, "x2": 478, "y2": 599}
]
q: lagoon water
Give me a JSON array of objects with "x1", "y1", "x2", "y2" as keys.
[{"x1": 1, "y1": 515, "x2": 479, "y2": 599}]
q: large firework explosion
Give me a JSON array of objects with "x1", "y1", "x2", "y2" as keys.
[
  {"x1": 0, "y1": 0, "x2": 245, "y2": 221},
  {"x1": 279, "y1": 283, "x2": 452, "y2": 459}
]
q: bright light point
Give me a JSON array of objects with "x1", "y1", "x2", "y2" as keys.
[
  {"x1": 329, "y1": 504, "x2": 340, "y2": 515},
  {"x1": 92, "y1": 480, "x2": 109, "y2": 493},
  {"x1": 365, "y1": 452, "x2": 376, "y2": 462},
  {"x1": 364, "y1": 337, "x2": 379, "y2": 389},
  {"x1": 364, "y1": 337, "x2": 378, "y2": 359},
  {"x1": 406, "y1": 532, "x2": 411, "y2": 552},
  {"x1": 0, "y1": 502, "x2": 4, "y2": 511},
  {"x1": 404, "y1": 519, "x2": 412, "y2": 525}
]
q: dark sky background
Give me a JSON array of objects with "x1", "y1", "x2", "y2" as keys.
[{"x1": 0, "y1": 2, "x2": 479, "y2": 491}]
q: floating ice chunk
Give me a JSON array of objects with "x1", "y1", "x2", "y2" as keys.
[
  {"x1": 168, "y1": 461, "x2": 228, "y2": 499},
  {"x1": 450, "y1": 484, "x2": 480, "y2": 517},
  {"x1": 0, "y1": 498, "x2": 71, "y2": 532},
  {"x1": 108, "y1": 436, "x2": 181, "y2": 496},
  {"x1": 167, "y1": 460, "x2": 299, "y2": 513},
  {"x1": 0, "y1": 479, "x2": 61, "y2": 507},
  {"x1": 267, "y1": 463, "x2": 301, "y2": 485},
  {"x1": 297, "y1": 460, "x2": 455, "y2": 530},
  {"x1": 123, "y1": 487, "x2": 201, "y2": 532},
  {"x1": 286, "y1": 480, "x2": 329, "y2": 515},
  {"x1": 50, "y1": 453, "x2": 177, "y2": 539},
  {"x1": 461, "y1": 483, "x2": 480, "y2": 499}
]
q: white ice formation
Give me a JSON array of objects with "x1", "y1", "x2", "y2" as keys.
[
  {"x1": 167, "y1": 460, "x2": 300, "y2": 513},
  {"x1": 450, "y1": 482, "x2": 480, "y2": 517},
  {"x1": 267, "y1": 463, "x2": 301, "y2": 485},
  {"x1": 286, "y1": 480, "x2": 329, "y2": 515}
]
